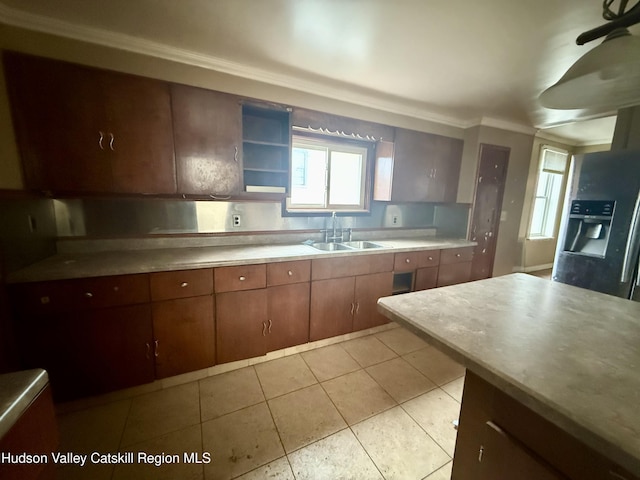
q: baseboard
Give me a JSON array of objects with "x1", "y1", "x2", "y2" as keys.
[{"x1": 518, "y1": 263, "x2": 554, "y2": 273}]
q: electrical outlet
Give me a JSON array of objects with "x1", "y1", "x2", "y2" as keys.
[
  {"x1": 392, "y1": 215, "x2": 399, "y2": 225},
  {"x1": 232, "y1": 214, "x2": 241, "y2": 227}
]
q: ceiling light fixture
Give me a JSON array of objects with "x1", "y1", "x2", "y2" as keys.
[{"x1": 540, "y1": 0, "x2": 640, "y2": 109}]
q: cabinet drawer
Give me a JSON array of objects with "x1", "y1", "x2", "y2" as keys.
[
  {"x1": 440, "y1": 247, "x2": 474, "y2": 264},
  {"x1": 267, "y1": 260, "x2": 311, "y2": 286},
  {"x1": 215, "y1": 264, "x2": 266, "y2": 292},
  {"x1": 11, "y1": 274, "x2": 150, "y2": 314},
  {"x1": 418, "y1": 249, "x2": 441, "y2": 267},
  {"x1": 150, "y1": 268, "x2": 213, "y2": 301},
  {"x1": 311, "y1": 253, "x2": 393, "y2": 280},
  {"x1": 393, "y1": 252, "x2": 421, "y2": 271}
]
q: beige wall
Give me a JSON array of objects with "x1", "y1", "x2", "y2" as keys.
[{"x1": 0, "y1": 24, "x2": 466, "y2": 190}]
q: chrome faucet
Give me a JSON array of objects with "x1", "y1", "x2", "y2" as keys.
[{"x1": 322, "y1": 211, "x2": 351, "y2": 243}]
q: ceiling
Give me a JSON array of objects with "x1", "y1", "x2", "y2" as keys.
[{"x1": 2, "y1": 0, "x2": 636, "y2": 145}]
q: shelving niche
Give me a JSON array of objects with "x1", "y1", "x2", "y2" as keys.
[{"x1": 242, "y1": 105, "x2": 291, "y2": 193}]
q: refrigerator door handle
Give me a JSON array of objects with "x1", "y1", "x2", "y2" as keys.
[{"x1": 621, "y1": 189, "x2": 640, "y2": 283}]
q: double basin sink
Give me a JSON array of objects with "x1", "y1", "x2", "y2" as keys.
[{"x1": 309, "y1": 241, "x2": 386, "y2": 251}]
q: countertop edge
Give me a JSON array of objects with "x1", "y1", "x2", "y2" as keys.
[
  {"x1": 377, "y1": 292, "x2": 640, "y2": 476},
  {"x1": 7, "y1": 238, "x2": 476, "y2": 284},
  {"x1": 0, "y1": 369, "x2": 49, "y2": 440}
]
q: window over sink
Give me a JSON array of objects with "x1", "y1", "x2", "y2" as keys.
[{"x1": 285, "y1": 134, "x2": 372, "y2": 213}]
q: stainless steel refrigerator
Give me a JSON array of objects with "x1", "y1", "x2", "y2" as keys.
[{"x1": 552, "y1": 149, "x2": 640, "y2": 301}]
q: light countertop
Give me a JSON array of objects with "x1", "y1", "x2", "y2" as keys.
[
  {"x1": 0, "y1": 369, "x2": 49, "y2": 439},
  {"x1": 377, "y1": 273, "x2": 640, "y2": 475},
  {"x1": 7, "y1": 237, "x2": 474, "y2": 283}
]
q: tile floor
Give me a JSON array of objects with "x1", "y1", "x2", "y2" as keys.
[{"x1": 55, "y1": 325, "x2": 465, "y2": 480}]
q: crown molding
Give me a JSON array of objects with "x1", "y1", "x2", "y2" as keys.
[
  {"x1": 467, "y1": 116, "x2": 538, "y2": 136},
  {"x1": 0, "y1": 2, "x2": 473, "y2": 130}
]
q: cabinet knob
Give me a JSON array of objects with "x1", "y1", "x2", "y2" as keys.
[
  {"x1": 180, "y1": 282, "x2": 188, "y2": 288},
  {"x1": 84, "y1": 292, "x2": 93, "y2": 298},
  {"x1": 287, "y1": 270, "x2": 293, "y2": 276},
  {"x1": 405, "y1": 258, "x2": 411, "y2": 263},
  {"x1": 40, "y1": 296, "x2": 50, "y2": 305},
  {"x1": 239, "y1": 276, "x2": 246, "y2": 281},
  {"x1": 456, "y1": 253, "x2": 461, "y2": 258},
  {"x1": 428, "y1": 256, "x2": 433, "y2": 261}
]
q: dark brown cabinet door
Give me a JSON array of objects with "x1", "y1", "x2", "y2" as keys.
[
  {"x1": 469, "y1": 144, "x2": 510, "y2": 280},
  {"x1": 172, "y1": 84, "x2": 242, "y2": 195},
  {"x1": 477, "y1": 422, "x2": 567, "y2": 480},
  {"x1": 266, "y1": 283, "x2": 310, "y2": 352},
  {"x1": 86, "y1": 304, "x2": 155, "y2": 395},
  {"x1": 17, "y1": 305, "x2": 154, "y2": 401},
  {"x1": 216, "y1": 289, "x2": 267, "y2": 363},
  {"x1": 380, "y1": 128, "x2": 463, "y2": 202},
  {"x1": 3, "y1": 52, "x2": 111, "y2": 193},
  {"x1": 102, "y1": 72, "x2": 176, "y2": 194},
  {"x1": 437, "y1": 262, "x2": 472, "y2": 287},
  {"x1": 152, "y1": 295, "x2": 215, "y2": 378},
  {"x1": 415, "y1": 266, "x2": 439, "y2": 291},
  {"x1": 310, "y1": 277, "x2": 355, "y2": 341},
  {"x1": 389, "y1": 128, "x2": 432, "y2": 202},
  {"x1": 353, "y1": 272, "x2": 393, "y2": 331},
  {"x1": 3, "y1": 52, "x2": 176, "y2": 194}
]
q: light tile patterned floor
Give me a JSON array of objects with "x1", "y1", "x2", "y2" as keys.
[{"x1": 55, "y1": 326, "x2": 464, "y2": 480}]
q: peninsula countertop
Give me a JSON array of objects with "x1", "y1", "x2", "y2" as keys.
[
  {"x1": 6, "y1": 237, "x2": 474, "y2": 283},
  {"x1": 377, "y1": 273, "x2": 640, "y2": 475}
]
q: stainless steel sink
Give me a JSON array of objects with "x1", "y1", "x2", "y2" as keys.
[
  {"x1": 340, "y1": 241, "x2": 385, "y2": 249},
  {"x1": 309, "y1": 241, "x2": 385, "y2": 251},
  {"x1": 310, "y1": 242, "x2": 353, "y2": 251}
]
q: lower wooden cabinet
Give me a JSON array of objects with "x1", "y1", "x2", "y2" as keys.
[
  {"x1": 353, "y1": 272, "x2": 393, "y2": 331},
  {"x1": 310, "y1": 272, "x2": 393, "y2": 341},
  {"x1": 216, "y1": 288, "x2": 267, "y2": 363},
  {"x1": 310, "y1": 277, "x2": 355, "y2": 341},
  {"x1": 454, "y1": 371, "x2": 638, "y2": 480},
  {"x1": 437, "y1": 262, "x2": 472, "y2": 287},
  {"x1": 266, "y1": 283, "x2": 310, "y2": 352},
  {"x1": 16, "y1": 304, "x2": 154, "y2": 401},
  {"x1": 152, "y1": 295, "x2": 216, "y2": 378},
  {"x1": 216, "y1": 283, "x2": 310, "y2": 363},
  {"x1": 415, "y1": 266, "x2": 439, "y2": 291}
]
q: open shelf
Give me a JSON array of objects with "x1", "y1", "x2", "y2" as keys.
[{"x1": 242, "y1": 105, "x2": 291, "y2": 193}]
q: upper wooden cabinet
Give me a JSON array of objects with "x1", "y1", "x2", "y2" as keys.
[
  {"x1": 374, "y1": 128, "x2": 463, "y2": 203},
  {"x1": 171, "y1": 84, "x2": 243, "y2": 196},
  {"x1": 3, "y1": 52, "x2": 176, "y2": 195}
]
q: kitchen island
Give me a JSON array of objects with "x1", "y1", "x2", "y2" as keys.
[{"x1": 377, "y1": 273, "x2": 640, "y2": 479}]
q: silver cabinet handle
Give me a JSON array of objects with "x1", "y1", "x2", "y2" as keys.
[
  {"x1": 145, "y1": 343, "x2": 151, "y2": 360},
  {"x1": 234, "y1": 145, "x2": 238, "y2": 162},
  {"x1": 239, "y1": 276, "x2": 246, "y2": 281},
  {"x1": 180, "y1": 282, "x2": 188, "y2": 288},
  {"x1": 405, "y1": 258, "x2": 411, "y2": 263},
  {"x1": 98, "y1": 131, "x2": 104, "y2": 150},
  {"x1": 350, "y1": 303, "x2": 355, "y2": 315},
  {"x1": 109, "y1": 133, "x2": 115, "y2": 151},
  {"x1": 262, "y1": 322, "x2": 266, "y2": 336},
  {"x1": 433, "y1": 168, "x2": 437, "y2": 178},
  {"x1": 84, "y1": 292, "x2": 93, "y2": 298},
  {"x1": 154, "y1": 340, "x2": 159, "y2": 357},
  {"x1": 355, "y1": 302, "x2": 360, "y2": 314},
  {"x1": 428, "y1": 256, "x2": 433, "y2": 261},
  {"x1": 268, "y1": 319, "x2": 272, "y2": 333},
  {"x1": 287, "y1": 270, "x2": 293, "y2": 276}
]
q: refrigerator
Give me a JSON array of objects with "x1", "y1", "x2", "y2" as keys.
[{"x1": 552, "y1": 149, "x2": 640, "y2": 301}]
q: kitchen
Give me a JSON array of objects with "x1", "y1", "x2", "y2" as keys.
[{"x1": 0, "y1": 1, "x2": 639, "y2": 479}]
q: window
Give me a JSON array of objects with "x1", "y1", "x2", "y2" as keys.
[
  {"x1": 287, "y1": 135, "x2": 370, "y2": 212},
  {"x1": 528, "y1": 147, "x2": 568, "y2": 239}
]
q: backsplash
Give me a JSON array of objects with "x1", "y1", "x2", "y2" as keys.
[
  {"x1": 0, "y1": 196, "x2": 57, "y2": 274},
  {"x1": 54, "y1": 198, "x2": 470, "y2": 239}
]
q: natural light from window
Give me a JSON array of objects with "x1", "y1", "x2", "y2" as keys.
[
  {"x1": 528, "y1": 147, "x2": 568, "y2": 239},
  {"x1": 289, "y1": 136, "x2": 368, "y2": 212}
]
